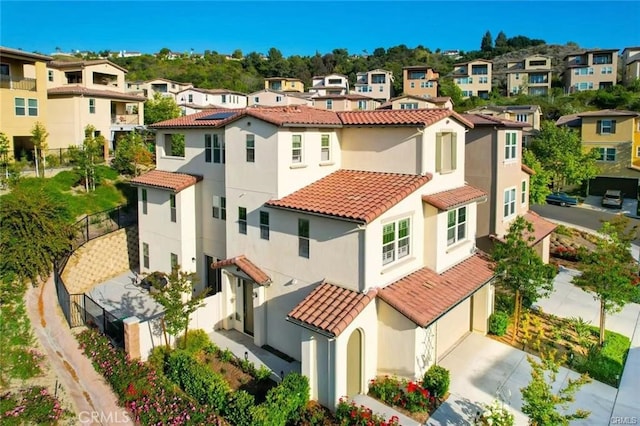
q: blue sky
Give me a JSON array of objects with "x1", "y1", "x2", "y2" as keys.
[{"x1": 1, "y1": 1, "x2": 639, "y2": 57}]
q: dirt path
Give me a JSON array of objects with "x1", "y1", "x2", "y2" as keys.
[{"x1": 24, "y1": 275, "x2": 133, "y2": 426}]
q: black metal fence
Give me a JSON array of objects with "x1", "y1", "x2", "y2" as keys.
[{"x1": 82, "y1": 294, "x2": 125, "y2": 347}]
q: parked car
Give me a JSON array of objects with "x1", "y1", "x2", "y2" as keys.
[
  {"x1": 545, "y1": 192, "x2": 579, "y2": 207},
  {"x1": 601, "y1": 189, "x2": 623, "y2": 209}
]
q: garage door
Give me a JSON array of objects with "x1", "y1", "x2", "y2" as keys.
[{"x1": 436, "y1": 298, "x2": 471, "y2": 359}]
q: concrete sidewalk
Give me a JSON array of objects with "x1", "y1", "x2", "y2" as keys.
[{"x1": 25, "y1": 276, "x2": 133, "y2": 426}]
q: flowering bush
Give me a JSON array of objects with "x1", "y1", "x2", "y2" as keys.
[
  {"x1": 368, "y1": 376, "x2": 434, "y2": 413},
  {"x1": 478, "y1": 400, "x2": 515, "y2": 426},
  {"x1": 551, "y1": 245, "x2": 579, "y2": 261},
  {"x1": 1, "y1": 386, "x2": 70, "y2": 424},
  {"x1": 335, "y1": 397, "x2": 400, "y2": 426},
  {"x1": 77, "y1": 329, "x2": 224, "y2": 425}
]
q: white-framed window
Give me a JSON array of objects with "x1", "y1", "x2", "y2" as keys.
[
  {"x1": 170, "y1": 253, "x2": 178, "y2": 270},
  {"x1": 48, "y1": 70, "x2": 54, "y2": 82},
  {"x1": 505, "y1": 132, "x2": 518, "y2": 160},
  {"x1": 89, "y1": 98, "x2": 95, "y2": 114},
  {"x1": 601, "y1": 66, "x2": 613, "y2": 74},
  {"x1": 599, "y1": 119, "x2": 616, "y2": 134},
  {"x1": 169, "y1": 194, "x2": 177, "y2": 222},
  {"x1": 142, "y1": 242, "x2": 149, "y2": 269},
  {"x1": 521, "y1": 180, "x2": 527, "y2": 204},
  {"x1": 276, "y1": 96, "x2": 282, "y2": 102},
  {"x1": 410, "y1": 82, "x2": 415, "y2": 88},
  {"x1": 142, "y1": 188, "x2": 148, "y2": 215},
  {"x1": 436, "y1": 132, "x2": 457, "y2": 173},
  {"x1": 210, "y1": 134, "x2": 225, "y2": 163},
  {"x1": 357, "y1": 100, "x2": 367, "y2": 110},
  {"x1": 400, "y1": 102, "x2": 418, "y2": 110},
  {"x1": 260, "y1": 211, "x2": 269, "y2": 240},
  {"x1": 516, "y1": 114, "x2": 528, "y2": 123},
  {"x1": 27, "y1": 99, "x2": 38, "y2": 116},
  {"x1": 238, "y1": 207, "x2": 247, "y2": 234},
  {"x1": 321, "y1": 134, "x2": 331, "y2": 161},
  {"x1": 212, "y1": 196, "x2": 226, "y2": 220},
  {"x1": 205, "y1": 134, "x2": 212, "y2": 163},
  {"x1": 254, "y1": 96, "x2": 259, "y2": 103},
  {"x1": 447, "y1": 207, "x2": 467, "y2": 246},
  {"x1": 479, "y1": 76, "x2": 488, "y2": 84},
  {"x1": 597, "y1": 147, "x2": 616, "y2": 162},
  {"x1": 292, "y1": 134, "x2": 303, "y2": 163},
  {"x1": 246, "y1": 134, "x2": 255, "y2": 162},
  {"x1": 326, "y1": 99, "x2": 333, "y2": 110},
  {"x1": 504, "y1": 188, "x2": 516, "y2": 218},
  {"x1": 382, "y1": 218, "x2": 411, "y2": 265},
  {"x1": 298, "y1": 219, "x2": 309, "y2": 258},
  {"x1": 188, "y1": 94, "x2": 193, "y2": 103},
  {"x1": 15, "y1": 97, "x2": 25, "y2": 116}
]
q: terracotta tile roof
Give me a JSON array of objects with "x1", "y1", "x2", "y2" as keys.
[
  {"x1": 422, "y1": 185, "x2": 487, "y2": 210},
  {"x1": 210, "y1": 255, "x2": 272, "y2": 286},
  {"x1": 48, "y1": 59, "x2": 128, "y2": 73},
  {"x1": 523, "y1": 211, "x2": 557, "y2": 245},
  {"x1": 287, "y1": 282, "x2": 378, "y2": 337},
  {"x1": 337, "y1": 108, "x2": 473, "y2": 128},
  {"x1": 462, "y1": 113, "x2": 527, "y2": 128},
  {"x1": 48, "y1": 85, "x2": 145, "y2": 101},
  {"x1": 521, "y1": 164, "x2": 535, "y2": 175},
  {"x1": 265, "y1": 169, "x2": 432, "y2": 223},
  {"x1": 378, "y1": 253, "x2": 494, "y2": 327},
  {"x1": 149, "y1": 108, "x2": 244, "y2": 128},
  {"x1": 129, "y1": 170, "x2": 203, "y2": 192}
]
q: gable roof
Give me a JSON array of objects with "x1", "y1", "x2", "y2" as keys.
[
  {"x1": 555, "y1": 113, "x2": 582, "y2": 127},
  {"x1": 48, "y1": 85, "x2": 146, "y2": 101},
  {"x1": 422, "y1": 185, "x2": 487, "y2": 210},
  {"x1": 337, "y1": 108, "x2": 473, "y2": 128},
  {"x1": 177, "y1": 87, "x2": 247, "y2": 97},
  {"x1": 0, "y1": 46, "x2": 52, "y2": 62},
  {"x1": 378, "y1": 253, "x2": 494, "y2": 327},
  {"x1": 48, "y1": 59, "x2": 128, "y2": 73},
  {"x1": 287, "y1": 282, "x2": 378, "y2": 337},
  {"x1": 129, "y1": 170, "x2": 203, "y2": 192},
  {"x1": 210, "y1": 255, "x2": 272, "y2": 286},
  {"x1": 462, "y1": 113, "x2": 528, "y2": 128},
  {"x1": 523, "y1": 211, "x2": 557, "y2": 245},
  {"x1": 265, "y1": 169, "x2": 432, "y2": 224},
  {"x1": 577, "y1": 109, "x2": 640, "y2": 118}
]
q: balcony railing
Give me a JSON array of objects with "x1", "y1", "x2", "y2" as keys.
[
  {"x1": 111, "y1": 114, "x2": 140, "y2": 125},
  {"x1": 0, "y1": 75, "x2": 37, "y2": 91}
]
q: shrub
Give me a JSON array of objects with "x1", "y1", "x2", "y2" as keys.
[
  {"x1": 421, "y1": 365, "x2": 450, "y2": 398},
  {"x1": 369, "y1": 376, "x2": 433, "y2": 413},
  {"x1": 224, "y1": 390, "x2": 255, "y2": 426},
  {"x1": 175, "y1": 329, "x2": 211, "y2": 354},
  {"x1": 252, "y1": 373, "x2": 309, "y2": 426},
  {"x1": 335, "y1": 397, "x2": 399, "y2": 425},
  {"x1": 368, "y1": 376, "x2": 403, "y2": 403},
  {"x1": 489, "y1": 311, "x2": 510, "y2": 336},
  {"x1": 147, "y1": 345, "x2": 170, "y2": 374},
  {"x1": 0, "y1": 386, "x2": 70, "y2": 424},
  {"x1": 479, "y1": 400, "x2": 515, "y2": 426},
  {"x1": 220, "y1": 348, "x2": 234, "y2": 363},
  {"x1": 166, "y1": 351, "x2": 230, "y2": 413},
  {"x1": 574, "y1": 329, "x2": 630, "y2": 386},
  {"x1": 256, "y1": 365, "x2": 272, "y2": 381},
  {"x1": 295, "y1": 401, "x2": 335, "y2": 426}
]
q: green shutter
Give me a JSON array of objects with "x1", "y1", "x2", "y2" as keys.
[
  {"x1": 435, "y1": 133, "x2": 442, "y2": 172},
  {"x1": 596, "y1": 120, "x2": 602, "y2": 134},
  {"x1": 451, "y1": 133, "x2": 457, "y2": 170},
  {"x1": 611, "y1": 120, "x2": 616, "y2": 134}
]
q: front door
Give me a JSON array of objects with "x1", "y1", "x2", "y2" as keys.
[
  {"x1": 243, "y1": 280, "x2": 254, "y2": 336},
  {"x1": 346, "y1": 329, "x2": 363, "y2": 396}
]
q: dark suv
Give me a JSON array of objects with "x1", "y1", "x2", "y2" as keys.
[{"x1": 601, "y1": 189, "x2": 623, "y2": 209}]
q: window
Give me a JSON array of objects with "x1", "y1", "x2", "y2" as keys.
[
  {"x1": 48, "y1": 70, "x2": 53, "y2": 82},
  {"x1": 260, "y1": 211, "x2": 269, "y2": 240},
  {"x1": 400, "y1": 103, "x2": 418, "y2": 110},
  {"x1": 254, "y1": 96, "x2": 259, "y2": 103},
  {"x1": 212, "y1": 196, "x2": 226, "y2": 220},
  {"x1": 410, "y1": 82, "x2": 415, "y2": 88},
  {"x1": 143, "y1": 243, "x2": 149, "y2": 269},
  {"x1": 321, "y1": 134, "x2": 331, "y2": 161},
  {"x1": 238, "y1": 207, "x2": 247, "y2": 234},
  {"x1": 357, "y1": 100, "x2": 367, "y2": 110},
  {"x1": 593, "y1": 54, "x2": 612, "y2": 65},
  {"x1": 447, "y1": 207, "x2": 467, "y2": 246},
  {"x1": 246, "y1": 135, "x2": 255, "y2": 162},
  {"x1": 89, "y1": 98, "x2": 95, "y2": 114},
  {"x1": 382, "y1": 223, "x2": 395, "y2": 265},
  {"x1": 601, "y1": 66, "x2": 613, "y2": 74},
  {"x1": 575, "y1": 67, "x2": 594, "y2": 75},
  {"x1": 521, "y1": 180, "x2": 527, "y2": 204},
  {"x1": 598, "y1": 119, "x2": 616, "y2": 134},
  {"x1": 213, "y1": 134, "x2": 225, "y2": 163},
  {"x1": 382, "y1": 218, "x2": 411, "y2": 265},
  {"x1": 637, "y1": 146, "x2": 640, "y2": 158},
  {"x1": 15, "y1": 98, "x2": 25, "y2": 115},
  {"x1": 436, "y1": 132, "x2": 457, "y2": 173},
  {"x1": 326, "y1": 99, "x2": 333, "y2": 110},
  {"x1": 505, "y1": 132, "x2": 518, "y2": 160},
  {"x1": 164, "y1": 134, "x2": 185, "y2": 157},
  {"x1": 205, "y1": 255, "x2": 222, "y2": 295},
  {"x1": 170, "y1": 253, "x2": 178, "y2": 270},
  {"x1": 188, "y1": 94, "x2": 193, "y2": 103},
  {"x1": 479, "y1": 76, "x2": 488, "y2": 84},
  {"x1": 276, "y1": 96, "x2": 282, "y2": 102},
  {"x1": 27, "y1": 99, "x2": 38, "y2": 116},
  {"x1": 504, "y1": 188, "x2": 516, "y2": 218},
  {"x1": 516, "y1": 114, "x2": 528, "y2": 123},
  {"x1": 298, "y1": 219, "x2": 309, "y2": 258},
  {"x1": 292, "y1": 135, "x2": 303, "y2": 163},
  {"x1": 142, "y1": 188, "x2": 148, "y2": 215},
  {"x1": 205, "y1": 134, "x2": 212, "y2": 162},
  {"x1": 169, "y1": 194, "x2": 176, "y2": 222},
  {"x1": 597, "y1": 147, "x2": 616, "y2": 162}
]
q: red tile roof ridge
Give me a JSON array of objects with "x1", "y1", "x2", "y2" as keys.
[
  {"x1": 521, "y1": 164, "x2": 535, "y2": 175},
  {"x1": 422, "y1": 184, "x2": 487, "y2": 210},
  {"x1": 129, "y1": 169, "x2": 203, "y2": 192},
  {"x1": 210, "y1": 255, "x2": 272, "y2": 286}
]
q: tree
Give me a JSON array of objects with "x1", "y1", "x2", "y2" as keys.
[
  {"x1": 572, "y1": 216, "x2": 639, "y2": 346},
  {"x1": 144, "y1": 92, "x2": 181, "y2": 125},
  {"x1": 0, "y1": 131, "x2": 10, "y2": 181},
  {"x1": 529, "y1": 121, "x2": 599, "y2": 191},
  {"x1": 69, "y1": 125, "x2": 104, "y2": 192},
  {"x1": 493, "y1": 216, "x2": 556, "y2": 342},
  {"x1": 150, "y1": 267, "x2": 206, "y2": 349},
  {"x1": 495, "y1": 31, "x2": 508, "y2": 53},
  {"x1": 231, "y1": 49, "x2": 243, "y2": 59},
  {"x1": 522, "y1": 149, "x2": 551, "y2": 204},
  {"x1": 521, "y1": 351, "x2": 591, "y2": 425},
  {"x1": 30, "y1": 122, "x2": 49, "y2": 178},
  {"x1": 112, "y1": 131, "x2": 153, "y2": 176},
  {"x1": 0, "y1": 185, "x2": 72, "y2": 286},
  {"x1": 481, "y1": 31, "x2": 493, "y2": 52}
]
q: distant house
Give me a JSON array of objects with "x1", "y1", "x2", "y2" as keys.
[
  {"x1": 562, "y1": 49, "x2": 618, "y2": 93},
  {"x1": 309, "y1": 74, "x2": 349, "y2": 96},
  {"x1": 352, "y1": 69, "x2": 394, "y2": 101},
  {"x1": 126, "y1": 78, "x2": 194, "y2": 100},
  {"x1": 402, "y1": 65, "x2": 439, "y2": 99},
  {"x1": 312, "y1": 94, "x2": 380, "y2": 111},
  {"x1": 465, "y1": 105, "x2": 542, "y2": 145},
  {"x1": 176, "y1": 88, "x2": 247, "y2": 114},
  {"x1": 451, "y1": 59, "x2": 492, "y2": 99},
  {"x1": 377, "y1": 94, "x2": 453, "y2": 111},
  {"x1": 505, "y1": 55, "x2": 552, "y2": 96},
  {"x1": 622, "y1": 47, "x2": 640, "y2": 86},
  {"x1": 248, "y1": 89, "x2": 311, "y2": 107},
  {"x1": 264, "y1": 77, "x2": 304, "y2": 93}
]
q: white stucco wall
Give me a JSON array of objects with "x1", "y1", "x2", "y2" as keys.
[{"x1": 377, "y1": 300, "x2": 417, "y2": 377}]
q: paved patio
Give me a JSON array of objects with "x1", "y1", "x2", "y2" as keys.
[{"x1": 86, "y1": 270, "x2": 164, "y2": 321}]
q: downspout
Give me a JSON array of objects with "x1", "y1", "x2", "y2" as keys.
[
  {"x1": 416, "y1": 127, "x2": 425, "y2": 174},
  {"x1": 328, "y1": 337, "x2": 335, "y2": 407}
]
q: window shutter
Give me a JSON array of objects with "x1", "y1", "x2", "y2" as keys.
[
  {"x1": 596, "y1": 120, "x2": 602, "y2": 134},
  {"x1": 451, "y1": 133, "x2": 458, "y2": 170},
  {"x1": 435, "y1": 133, "x2": 442, "y2": 172},
  {"x1": 611, "y1": 120, "x2": 616, "y2": 134}
]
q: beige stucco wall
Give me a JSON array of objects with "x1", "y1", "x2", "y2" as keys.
[
  {"x1": 341, "y1": 127, "x2": 421, "y2": 174},
  {"x1": 377, "y1": 300, "x2": 417, "y2": 377},
  {"x1": 249, "y1": 90, "x2": 309, "y2": 106},
  {"x1": 402, "y1": 68, "x2": 439, "y2": 98}
]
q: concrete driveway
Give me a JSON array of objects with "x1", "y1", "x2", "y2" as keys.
[{"x1": 428, "y1": 268, "x2": 640, "y2": 425}]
